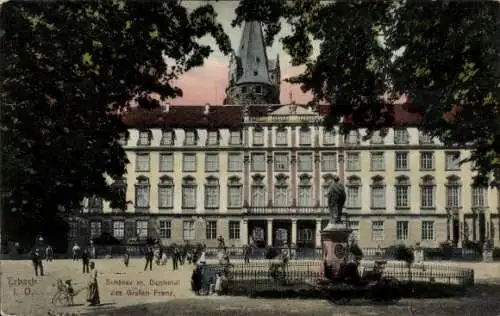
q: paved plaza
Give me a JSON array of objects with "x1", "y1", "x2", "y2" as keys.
[{"x1": 1, "y1": 259, "x2": 500, "y2": 316}]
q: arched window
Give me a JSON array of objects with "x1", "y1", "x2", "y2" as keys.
[
  {"x1": 227, "y1": 176, "x2": 242, "y2": 208},
  {"x1": 394, "y1": 128, "x2": 409, "y2": 144},
  {"x1": 346, "y1": 176, "x2": 362, "y2": 208},
  {"x1": 370, "y1": 176, "x2": 385, "y2": 209},
  {"x1": 345, "y1": 130, "x2": 360, "y2": 145},
  {"x1": 182, "y1": 176, "x2": 197, "y2": 208},
  {"x1": 299, "y1": 126, "x2": 311, "y2": 146},
  {"x1": 420, "y1": 175, "x2": 435, "y2": 209},
  {"x1": 274, "y1": 174, "x2": 289, "y2": 207},
  {"x1": 395, "y1": 175, "x2": 410, "y2": 208},
  {"x1": 446, "y1": 175, "x2": 462, "y2": 208},
  {"x1": 135, "y1": 176, "x2": 150, "y2": 208},
  {"x1": 158, "y1": 176, "x2": 174, "y2": 209},
  {"x1": 298, "y1": 174, "x2": 313, "y2": 207},
  {"x1": 322, "y1": 174, "x2": 335, "y2": 206},
  {"x1": 251, "y1": 174, "x2": 266, "y2": 207},
  {"x1": 204, "y1": 176, "x2": 219, "y2": 208},
  {"x1": 88, "y1": 195, "x2": 103, "y2": 213}
]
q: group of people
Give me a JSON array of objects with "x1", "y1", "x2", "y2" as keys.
[{"x1": 135, "y1": 245, "x2": 205, "y2": 271}]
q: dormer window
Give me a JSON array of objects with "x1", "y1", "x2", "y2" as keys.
[
  {"x1": 230, "y1": 130, "x2": 242, "y2": 145},
  {"x1": 160, "y1": 130, "x2": 174, "y2": 146},
  {"x1": 394, "y1": 128, "x2": 409, "y2": 144},
  {"x1": 138, "y1": 130, "x2": 151, "y2": 146},
  {"x1": 207, "y1": 130, "x2": 219, "y2": 146},
  {"x1": 256, "y1": 57, "x2": 261, "y2": 63},
  {"x1": 241, "y1": 87, "x2": 247, "y2": 94},
  {"x1": 255, "y1": 86, "x2": 262, "y2": 94},
  {"x1": 184, "y1": 130, "x2": 197, "y2": 146}
]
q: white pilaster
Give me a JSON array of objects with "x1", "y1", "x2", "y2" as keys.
[
  {"x1": 315, "y1": 219, "x2": 322, "y2": 248},
  {"x1": 267, "y1": 220, "x2": 273, "y2": 246},
  {"x1": 291, "y1": 220, "x2": 297, "y2": 245},
  {"x1": 241, "y1": 219, "x2": 248, "y2": 245}
]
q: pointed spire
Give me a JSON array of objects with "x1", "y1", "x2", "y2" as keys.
[{"x1": 236, "y1": 21, "x2": 272, "y2": 85}]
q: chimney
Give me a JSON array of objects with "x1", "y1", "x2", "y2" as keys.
[
  {"x1": 204, "y1": 103, "x2": 210, "y2": 115},
  {"x1": 162, "y1": 102, "x2": 170, "y2": 113}
]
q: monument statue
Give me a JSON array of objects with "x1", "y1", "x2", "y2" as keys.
[{"x1": 325, "y1": 175, "x2": 346, "y2": 229}]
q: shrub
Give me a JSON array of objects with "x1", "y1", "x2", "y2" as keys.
[
  {"x1": 93, "y1": 232, "x2": 121, "y2": 246},
  {"x1": 268, "y1": 262, "x2": 286, "y2": 283},
  {"x1": 391, "y1": 244, "x2": 414, "y2": 264},
  {"x1": 265, "y1": 247, "x2": 279, "y2": 259},
  {"x1": 438, "y1": 241, "x2": 454, "y2": 259},
  {"x1": 462, "y1": 240, "x2": 483, "y2": 253},
  {"x1": 350, "y1": 243, "x2": 363, "y2": 260},
  {"x1": 493, "y1": 247, "x2": 500, "y2": 259}
]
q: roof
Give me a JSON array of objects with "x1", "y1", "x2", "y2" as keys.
[{"x1": 122, "y1": 105, "x2": 244, "y2": 129}]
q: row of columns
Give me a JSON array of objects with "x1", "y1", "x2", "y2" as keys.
[{"x1": 240, "y1": 219, "x2": 323, "y2": 247}]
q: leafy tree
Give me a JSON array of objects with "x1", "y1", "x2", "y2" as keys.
[
  {"x1": 234, "y1": 0, "x2": 500, "y2": 180},
  {"x1": 0, "y1": 1, "x2": 231, "y2": 245}
]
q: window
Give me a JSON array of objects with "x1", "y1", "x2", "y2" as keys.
[
  {"x1": 184, "y1": 130, "x2": 196, "y2": 146},
  {"x1": 346, "y1": 152, "x2": 360, "y2": 171},
  {"x1": 298, "y1": 175, "x2": 313, "y2": 207},
  {"x1": 274, "y1": 153, "x2": 289, "y2": 171},
  {"x1": 253, "y1": 128, "x2": 264, "y2": 146},
  {"x1": 472, "y1": 185, "x2": 488, "y2": 208},
  {"x1": 394, "y1": 128, "x2": 409, "y2": 144},
  {"x1": 370, "y1": 152, "x2": 385, "y2": 171},
  {"x1": 159, "y1": 220, "x2": 171, "y2": 239},
  {"x1": 323, "y1": 129, "x2": 336, "y2": 145},
  {"x1": 371, "y1": 221, "x2": 384, "y2": 241},
  {"x1": 346, "y1": 176, "x2": 361, "y2": 208},
  {"x1": 138, "y1": 130, "x2": 151, "y2": 146},
  {"x1": 396, "y1": 221, "x2": 409, "y2": 241},
  {"x1": 251, "y1": 175, "x2": 266, "y2": 207},
  {"x1": 88, "y1": 196, "x2": 102, "y2": 213},
  {"x1": 251, "y1": 153, "x2": 266, "y2": 172},
  {"x1": 182, "y1": 153, "x2": 197, "y2": 172},
  {"x1": 276, "y1": 128, "x2": 288, "y2": 146},
  {"x1": 420, "y1": 175, "x2": 435, "y2": 209},
  {"x1": 227, "y1": 177, "x2": 242, "y2": 208},
  {"x1": 421, "y1": 221, "x2": 434, "y2": 240},
  {"x1": 229, "y1": 221, "x2": 240, "y2": 239},
  {"x1": 445, "y1": 151, "x2": 461, "y2": 170},
  {"x1": 370, "y1": 176, "x2": 385, "y2": 209},
  {"x1": 420, "y1": 151, "x2": 435, "y2": 170},
  {"x1": 228, "y1": 153, "x2": 243, "y2": 172},
  {"x1": 395, "y1": 152, "x2": 409, "y2": 170},
  {"x1": 160, "y1": 130, "x2": 174, "y2": 145},
  {"x1": 395, "y1": 176, "x2": 410, "y2": 208},
  {"x1": 136, "y1": 153, "x2": 150, "y2": 172},
  {"x1": 90, "y1": 221, "x2": 102, "y2": 239},
  {"x1": 255, "y1": 86, "x2": 262, "y2": 94},
  {"x1": 298, "y1": 153, "x2": 313, "y2": 172},
  {"x1": 135, "y1": 177, "x2": 150, "y2": 208},
  {"x1": 182, "y1": 176, "x2": 197, "y2": 208},
  {"x1": 274, "y1": 175, "x2": 289, "y2": 207},
  {"x1": 136, "y1": 220, "x2": 148, "y2": 238},
  {"x1": 321, "y1": 153, "x2": 337, "y2": 171},
  {"x1": 204, "y1": 177, "x2": 219, "y2": 208},
  {"x1": 158, "y1": 176, "x2": 174, "y2": 209},
  {"x1": 419, "y1": 131, "x2": 433, "y2": 144},
  {"x1": 299, "y1": 128, "x2": 311, "y2": 146},
  {"x1": 206, "y1": 221, "x2": 217, "y2": 240},
  {"x1": 205, "y1": 153, "x2": 219, "y2": 172},
  {"x1": 113, "y1": 221, "x2": 125, "y2": 239},
  {"x1": 182, "y1": 220, "x2": 194, "y2": 241},
  {"x1": 110, "y1": 178, "x2": 127, "y2": 212},
  {"x1": 298, "y1": 228, "x2": 314, "y2": 242},
  {"x1": 446, "y1": 176, "x2": 462, "y2": 208},
  {"x1": 346, "y1": 130, "x2": 360, "y2": 145},
  {"x1": 69, "y1": 222, "x2": 79, "y2": 240},
  {"x1": 370, "y1": 131, "x2": 384, "y2": 144},
  {"x1": 159, "y1": 153, "x2": 173, "y2": 172},
  {"x1": 230, "y1": 130, "x2": 242, "y2": 145}
]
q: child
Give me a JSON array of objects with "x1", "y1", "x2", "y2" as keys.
[{"x1": 64, "y1": 280, "x2": 74, "y2": 305}]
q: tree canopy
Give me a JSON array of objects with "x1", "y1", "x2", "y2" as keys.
[
  {"x1": 0, "y1": 0, "x2": 231, "y2": 242},
  {"x1": 234, "y1": 0, "x2": 500, "y2": 182}
]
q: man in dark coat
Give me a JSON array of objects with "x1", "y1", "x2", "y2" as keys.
[
  {"x1": 82, "y1": 248, "x2": 90, "y2": 273},
  {"x1": 31, "y1": 247, "x2": 44, "y2": 276},
  {"x1": 172, "y1": 247, "x2": 179, "y2": 270},
  {"x1": 144, "y1": 247, "x2": 154, "y2": 271}
]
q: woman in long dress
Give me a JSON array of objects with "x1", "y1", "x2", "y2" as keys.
[{"x1": 86, "y1": 262, "x2": 100, "y2": 306}]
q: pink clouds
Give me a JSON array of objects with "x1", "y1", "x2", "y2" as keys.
[{"x1": 171, "y1": 59, "x2": 313, "y2": 105}]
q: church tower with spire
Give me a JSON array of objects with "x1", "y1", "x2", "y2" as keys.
[{"x1": 224, "y1": 21, "x2": 281, "y2": 105}]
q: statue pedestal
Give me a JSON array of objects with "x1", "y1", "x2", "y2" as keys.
[{"x1": 320, "y1": 224, "x2": 352, "y2": 280}]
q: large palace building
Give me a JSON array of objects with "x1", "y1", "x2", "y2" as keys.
[{"x1": 72, "y1": 21, "x2": 500, "y2": 250}]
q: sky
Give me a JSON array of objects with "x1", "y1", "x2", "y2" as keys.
[{"x1": 172, "y1": 1, "x2": 318, "y2": 105}]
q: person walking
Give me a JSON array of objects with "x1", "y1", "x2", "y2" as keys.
[
  {"x1": 86, "y1": 262, "x2": 100, "y2": 306},
  {"x1": 72, "y1": 243, "x2": 80, "y2": 261},
  {"x1": 172, "y1": 249, "x2": 178, "y2": 271},
  {"x1": 82, "y1": 248, "x2": 90, "y2": 273},
  {"x1": 31, "y1": 247, "x2": 44, "y2": 276},
  {"x1": 45, "y1": 245, "x2": 54, "y2": 262},
  {"x1": 144, "y1": 247, "x2": 154, "y2": 271},
  {"x1": 123, "y1": 251, "x2": 130, "y2": 267}
]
